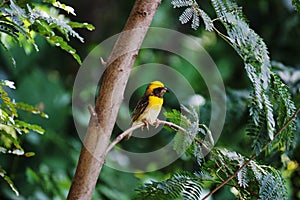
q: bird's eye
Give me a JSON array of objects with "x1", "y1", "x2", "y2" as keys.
[
  {"x1": 153, "y1": 87, "x2": 167, "y2": 97},
  {"x1": 153, "y1": 87, "x2": 163, "y2": 95}
]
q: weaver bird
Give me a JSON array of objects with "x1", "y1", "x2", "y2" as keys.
[{"x1": 126, "y1": 81, "x2": 168, "y2": 140}]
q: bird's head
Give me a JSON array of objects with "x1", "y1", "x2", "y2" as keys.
[{"x1": 146, "y1": 81, "x2": 168, "y2": 98}]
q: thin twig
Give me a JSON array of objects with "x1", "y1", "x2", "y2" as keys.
[
  {"x1": 105, "y1": 122, "x2": 144, "y2": 154},
  {"x1": 201, "y1": 107, "x2": 300, "y2": 200},
  {"x1": 100, "y1": 57, "x2": 107, "y2": 66},
  {"x1": 87, "y1": 105, "x2": 97, "y2": 117}
]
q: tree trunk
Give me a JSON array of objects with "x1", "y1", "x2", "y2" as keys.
[{"x1": 67, "y1": 0, "x2": 161, "y2": 199}]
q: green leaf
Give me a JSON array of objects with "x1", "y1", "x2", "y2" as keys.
[
  {"x1": 210, "y1": 0, "x2": 284, "y2": 154},
  {"x1": 135, "y1": 172, "x2": 203, "y2": 200},
  {"x1": 68, "y1": 22, "x2": 95, "y2": 31},
  {"x1": 0, "y1": 0, "x2": 93, "y2": 66},
  {"x1": 271, "y1": 73, "x2": 296, "y2": 151},
  {"x1": 25, "y1": 151, "x2": 35, "y2": 157},
  {"x1": 259, "y1": 168, "x2": 288, "y2": 200},
  {"x1": 15, "y1": 120, "x2": 45, "y2": 134},
  {"x1": 16, "y1": 102, "x2": 48, "y2": 118},
  {"x1": 26, "y1": 167, "x2": 40, "y2": 184},
  {"x1": 171, "y1": 0, "x2": 193, "y2": 8},
  {"x1": 0, "y1": 40, "x2": 16, "y2": 67},
  {"x1": 0, "y1": 21, "x2": 19, "y2": 40},
  {"x1": 172, "y1": 0, "x2": 213, "y2": 30},
  {"x1": 52, "y1": 1, "x2": 76, "y2": 16},
  {"x1": 0, "y1": 123, "x2": 19, "y2": 148},
  {"x1": 164, "y1": 109, "x2": 183, "y2": 127},
  {"x1": 0, "y1": 167, "x2": 19, "y2": 196},
  {"x1": 0, "y1": 84, "x2": 18, "y2": 117},
  {"x1": 0, "y1": 130, "x2": 21, "y2": 149},
  {"x1": 47, "y1": 35, "x2": 82, "y2": 64}
]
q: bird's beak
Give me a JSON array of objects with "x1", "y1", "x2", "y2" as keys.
[{"x1": 164, "y1": 87, "x2": 169, "y2": 93}]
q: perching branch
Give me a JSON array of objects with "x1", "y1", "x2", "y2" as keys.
[
  {"x1": 105, "y1": 119, "x2": 211, "y2": 155},
  {"x1": 105, "y1": 122, "x2": 144, "y2": 154},
  {"x1": 201, "y1": 107, "x2": 300, "y2": 200}
]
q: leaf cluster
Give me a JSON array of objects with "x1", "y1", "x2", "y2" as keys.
[
  {"x1": 171, "y1": 0, "x2": 213, "y2": 31},
  {"x1": 0, "y1": 0, "x2": 94, "y2": 65},
  {"x1": 135, "y1": 171, "x2": 204, "y2": 200},
  {"x1": 207, "y1": 0, "x2": 296, "y2": 154},
  {"x1": 172, "y1": 0, "x2": 297, "y2": 154},
  {"x1": 0, "y1": 80, "x2": 47, "y2": 196},
  {"x1": 135, "y1": 0, "x2": 299, "y2": 199}
]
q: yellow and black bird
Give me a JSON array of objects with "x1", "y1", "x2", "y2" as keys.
[{"x1": 126, "y1": 81, "x2": 168, "y2": 140}]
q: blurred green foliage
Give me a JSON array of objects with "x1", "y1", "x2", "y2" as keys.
[{"x1": 0, "y1": 0, "x2": 300, "y2": 199}]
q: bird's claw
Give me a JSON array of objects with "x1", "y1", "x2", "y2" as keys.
[
  {"x1": 142, "y1": 119, "x2": 149, "y2": 130},
  {"x1": 154, "y1": 119, "x2": 160, "y2": 128}
]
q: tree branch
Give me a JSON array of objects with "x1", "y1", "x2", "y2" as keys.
[
  {"x1": 67, "y1": 0, "x2": 162, "y2": 199},
  {"x1": 201, "y1": 107, "x2": 300, "y2": 200},
  {"x1": 105, "y1": 122, "x2": 144, "y2": 154},
  {"x1": 105, "y1": 119, "x2": 211, "y2": 156}
]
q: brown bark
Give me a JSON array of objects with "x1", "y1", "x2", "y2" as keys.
[{"x1": 67, "y1": 0, "x2": 161, "y2": 199}]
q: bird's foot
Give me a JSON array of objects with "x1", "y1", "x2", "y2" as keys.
[
  {"x1": 154, "y1": 119, "x2": 160, "y2": 128},
  {"x1": 142, "y1": 119, "x2": 150, "y2": 130}
]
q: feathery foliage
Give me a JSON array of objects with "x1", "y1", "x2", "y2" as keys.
[
  {"x1": 270, "y1": 73, "x2": 296, "y2": 150},
  {"x1": 173, "y1": 0, "x2": 297, "y2": 155},
  {"x1": 209, "y1": 0, "x2": 297, "y2": 155},
  {"x1": 0, "y1": 80, "x2": 47, "y2": 195},
  {"x1": 0, "y1": 0, "x2": 94, "y2": 66},
  {"x1": 171, "y1": 0, "x2": 213, "y2": 30},
  {"x1": 143, "y1": 106, "x2": 290, "y2": 199},
  {"x1": 208, "y1": 149, "x2": 288, "y2": 199},
  {"x1": 210, "y1": 0, "x2": 277, "y2": 154},
  {"x1": 0, "y1": 0, "x2": 93, "y2": 197},
  {"x1": 272, "y1": 61, "x2": 300, "y2": 96},
  {"x1": 165, "y1": 105, "x2": 201, "y2": 155},
  {"x1": 135, "y1": 0, "x2": 298, "y2": 199},
  {"x1": 258, "y1": 169, "x2": 288, "y2": 200},
  {"x1": 135, "y1": 172, "x2": 203, "y2": 200}
]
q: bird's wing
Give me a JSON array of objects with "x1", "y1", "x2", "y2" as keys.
[{"x1": 131, "y1": 94, "x2": 149, "y2": 123}]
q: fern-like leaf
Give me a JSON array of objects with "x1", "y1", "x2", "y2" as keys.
[
  {"x1": 26, "y1": 4, "x2": 84, "y2": 42},
  {"x1": 271, "y1": 73, "x2": 297, "y2": 151},
  {"x1": 272, "y1": 61, "x2": 300, "y2": 95},
  {"x1": 165, "y1": 105, "x2": 200, "y2": 155},
  {"x1": 171, "y1": 0, "x2": 194, "y2": 8},
  {"x1": 135, "y1": 172, "x2": 203, "y2": 200},
  {"x1": 0, "y1": 22, "x2": 19, "y2": 40},
  {"x1": 0, "y1": 0, "x2": 93, "y2": 65},
  {"x1": 179, "y1": 7, "x2": 194, "y2": 24},
  {"x1": 212, "y1": 149, "x2": 288, "y2": 199},
  {"x1": 197, "y1": 8, "x2": 213, "y2": 31},
  {"x1": 210, "y1": 0, "x2": 280, "y2": 154},
  {"x1": 226, "y1": 151, "x2": 249, "y2": 188},
  {"x1": 0, "y1": 40, "x2": 16, "y2": 66},
  {"x1": 191, "y1": 9, "x2": 200, "y2": 30},
  {"x1": 259, "y1": 169, "x2": 288, "y2": 200},
  {"x1": 0, "y1": 167, "x2": 19, "y2": 196},
  {"x1": 172, "y1": 0, "x2": 213, "y2": 30}
]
